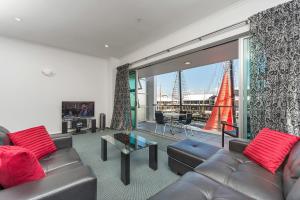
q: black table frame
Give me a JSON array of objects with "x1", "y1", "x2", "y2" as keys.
[{"x1": 101, "y1": 137, "x2": 158, "y2": 185}]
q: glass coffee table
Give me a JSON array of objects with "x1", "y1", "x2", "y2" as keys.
[{"x1": 101, "y1": 132, "x2": 158, "y2": 185}]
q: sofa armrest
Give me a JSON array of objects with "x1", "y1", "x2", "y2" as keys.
[
  {"x1": 229, "y1": 139, "x2": 250, "y2": 153},
  {"x1": 51, "y1": 133, "x2": 72, "y2": 149},
  {"x1": 0, "y1": 166, "x2": 97, "y2": 200}
]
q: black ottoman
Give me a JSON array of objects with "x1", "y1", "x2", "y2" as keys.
[{"x1": 167, "y1": 139, "x2": 220, "y2": 175}]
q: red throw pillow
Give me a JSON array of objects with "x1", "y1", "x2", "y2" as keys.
[
  {"x1": 243, "y1": 128, "x2": 299, "y2": 174},
  {"x1": 0, "y1": 146, "x2": 45, "y2": 188},
  {"x1": 8, "y1": 126, "x2": 57, "y2": 159}
]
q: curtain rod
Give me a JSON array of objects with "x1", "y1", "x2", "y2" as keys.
[{"x1": 129, "y1": 20, "x2": 249, "y2": 66}]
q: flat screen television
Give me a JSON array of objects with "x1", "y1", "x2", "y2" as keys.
[{"x1": 62, "y1": 101, "x2": 94, "y2": 118}]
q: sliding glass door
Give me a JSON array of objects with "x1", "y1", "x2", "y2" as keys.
[
  {"x1": 136, "y1": 71, "x2": 180, "y2": 132},
  {"x1": 135, "y1": 59, "x2": 240, "y2": 135},
  {"x1": 239, "y1": 37, "x2": 251, "y2": 139},
  {"x1": 129, "y1": 71, "x2": 136, "y2": 129},
  {"x1": 132, "y1": 38, "x2": 251, "y2": 138}
]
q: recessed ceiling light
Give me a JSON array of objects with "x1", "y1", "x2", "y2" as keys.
[
  {"x1": 14, "y1": 17, "x2": 22, "y2": 22},
  {"x1": 184, "y1": 61, "x2": 191, "y2": 65},
  {"x1": 104, "y1": 44, "x2": 109, "y2": 48}
]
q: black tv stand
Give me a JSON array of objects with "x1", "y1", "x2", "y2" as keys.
[{"x1": 62, "y1": 117, "x2": 96, "y2": 134}]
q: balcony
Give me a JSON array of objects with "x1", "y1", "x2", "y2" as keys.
[{"x1": 137, "y1": 104, "x2": 238, "y2": 148}]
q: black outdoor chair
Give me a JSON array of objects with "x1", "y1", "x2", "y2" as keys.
[
  {"x1": 155, "y1": 111, "x2": 169, "y2": 135},
  {"x1": 178, "y1": 111, "x2": 187, "y2": 122},
  {"x1": 221, "y1": 121, "x2": 239, "y2": 147},
  {"x1": 179, "y1": 113, "x2": 193, "y2": 136}
]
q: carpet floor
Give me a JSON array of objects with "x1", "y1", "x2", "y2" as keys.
[{"x1": 72, "y1": 129, "x2": 179, "y2": 200}]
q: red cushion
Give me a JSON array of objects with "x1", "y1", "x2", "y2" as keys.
[
  {"x1": 8, "y1": 126, "x2": 57, "y2": 159},
  {"x1": 0, "y1": 146, "x2": 45, "y2": 188},
  {"x1": 243, "y1": 128, "x2": 299, "y2": 174}
]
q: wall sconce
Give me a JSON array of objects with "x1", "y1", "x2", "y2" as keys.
[{"x1": 41, "y1": 68, "x2": 56, "y2": 77}]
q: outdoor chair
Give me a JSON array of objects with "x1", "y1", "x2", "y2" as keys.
[
  {"x1": 221, "y1": 121, "x2": 239, "y2": 147},
  {"x1": 175, "y1": 111, "x2": 187, "y2": 124},
  {"x1": 155, "y1": 111, "x2": 169, "y2": 135},
  {"x1": 178, "y1": 113, "x2": 193, "y2": 136}
]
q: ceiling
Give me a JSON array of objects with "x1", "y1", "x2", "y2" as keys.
[{"x1": 0, "y1": 0, "x2": 241, "y2": 58}]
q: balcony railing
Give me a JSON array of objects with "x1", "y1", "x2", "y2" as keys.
[{"x1": 155, "y1": 104, "x2": 238, "y2": 132}]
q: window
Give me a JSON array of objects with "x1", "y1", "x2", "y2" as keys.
[
  {"x1": 135, "y1": 40, "x2": 241, "y2": 135},
  {"x1": 181, "y1": 59, "x2": 239, "y2": 130}
]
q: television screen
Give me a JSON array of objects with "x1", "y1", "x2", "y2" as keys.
[{"x1": 62, "y1": 101, "x2": 94, "y2": 118}]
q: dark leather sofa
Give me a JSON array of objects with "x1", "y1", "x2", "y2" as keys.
[
  {"x1": 0, "y1": 126, "x2": 97, "y2": 200},
  {"x1": 150, "y1": 139, "x2": 300, "y2": 200}
]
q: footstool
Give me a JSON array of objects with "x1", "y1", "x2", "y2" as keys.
[{"x1": 167, "y1": 139, "x2": 220, "y2": 175}]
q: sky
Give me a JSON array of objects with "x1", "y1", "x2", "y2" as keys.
[{"x1": 155, "y1": 59, "x2": 239, "y2": 98}]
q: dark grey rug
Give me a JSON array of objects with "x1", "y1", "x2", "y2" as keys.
[{"x1": 72, "y1": 129, "x2": 179, "y2": 200}]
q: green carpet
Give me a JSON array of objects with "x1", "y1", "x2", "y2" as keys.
[{"x1": 72, "y1": 129, "x2": 179, "y2": 200}]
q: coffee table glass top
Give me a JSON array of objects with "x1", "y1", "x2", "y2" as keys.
[{"x1": 101, "y1": 132, "x2": 157, "y2": 154}]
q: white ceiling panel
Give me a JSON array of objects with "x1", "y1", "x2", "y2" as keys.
[{"x1": 0, "y1": 0, "x2": 241, "y2": 58}]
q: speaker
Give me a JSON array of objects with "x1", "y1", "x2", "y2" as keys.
[
  {"x1": 62, "y1": 121, "x2": 68, "y2": 134},
  {"x1": 91, "y1": 119, "x2": 96, "y2": 133},
  {"x1": 99, "y1": 113, "x2": 106, "y2": 130}
]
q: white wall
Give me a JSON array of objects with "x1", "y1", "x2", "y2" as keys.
[
  {"x1": 121, "y1": 0, "x2": 290, "y2": 67},
  {"x1": 0, "y1": 36, "x2": 109, "y2": 133}
]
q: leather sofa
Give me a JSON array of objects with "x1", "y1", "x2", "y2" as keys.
[
  {"x1": 0, "y1": 126, "x2": 97, "y2": 200},
  {"x1": 149, "y1": 139, "x2": 300, "y2": 200}
]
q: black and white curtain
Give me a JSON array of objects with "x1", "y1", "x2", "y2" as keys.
[
  {"x1": 110, "y1": 64, "x2": 132, "y2": 130},
  {"x1": 249, "y1": 0, "x2": 300, "y2": 137}
]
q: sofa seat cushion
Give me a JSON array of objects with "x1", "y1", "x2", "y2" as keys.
[
  {"x1": 0, "y1": 166, "x2": 97, "y2": 200},
  {"x1": 167, "y1": 139, "x2": 220, "y2": 168},
  {"x1": 194, "y1": 149, "x2": 283, "y2": 200},
  {"x1": 39, "y1": 148, "x2": 81, "y2": 173},
  {"x1": 149, "y1": 172, "x2": 254, "y2": 200}
]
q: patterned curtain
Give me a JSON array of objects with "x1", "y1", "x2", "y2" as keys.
[
  {"x1": 249, "y1": 0, "x2": 300, "y2": 137},
  {"x1": 110, "y1": 64, "x2": 132, "y2": 130}
]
